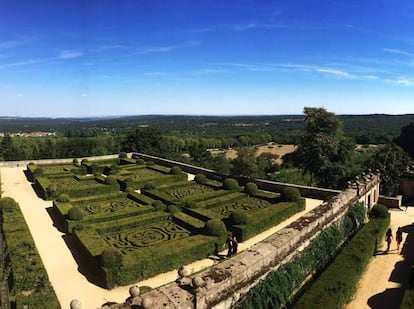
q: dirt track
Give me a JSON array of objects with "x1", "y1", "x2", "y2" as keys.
[{"x1": 345, "y1": 207, "x2": 414, "y2": 309}]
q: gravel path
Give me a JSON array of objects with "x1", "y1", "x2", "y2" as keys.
[
  {"x1": 345, "y1": 207, "x2": 414, "y2": 309},
  {"x1": 0, "y1": 165, "x2": 321, "y2": 308}
]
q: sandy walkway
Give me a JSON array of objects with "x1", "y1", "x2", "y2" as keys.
[
  {"x1": 0, "y1": 166, "x2": 321, "y2": 308},
  {"x1": 345, "y1": 207, "x2": 414, "y2": 309}
]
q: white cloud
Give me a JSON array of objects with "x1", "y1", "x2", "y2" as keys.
[
  {"x1": 0, "y1": 35, "x2": 39, "y2": 50},
  {"x1": 16, "y1": 93, "x2": 24, "y2": 97},
  {"x1": 81, "y1": 94, "x2": 88, "y2": 97},
  {"x1": 58, "y1": 50, "x2": 83, "y2": 59},
  {"x1": 385, "y1": 77, "x2": 414, "y2": 87},
  {"x1": 383, "y1": 48, "x2": 414, "y2": 57},
  {"x1": 144, "y1": 72, "x2": 168, "y2": 77},
  {"x1": 314, "y1": 68, "x2": 355, "y2": 79},
  {"x1": 0, "y1": 58, "x2": 49, "y2": 70},
  {"x1": 196, "y1": 68, "x2": 228, "y2": 75}
]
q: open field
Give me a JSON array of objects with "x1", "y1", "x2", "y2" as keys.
[{"x1": 210, "y1": 143, "x2": 297, "y2": 164}]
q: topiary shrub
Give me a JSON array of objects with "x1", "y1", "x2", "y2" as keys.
[
  {"x1": 108, "y1": 164, "x2": 120, "y2": 175},
  {"x1": 168, "y1": 205, "x2": 180, "y2": 214},
  {"x1": 119, "y1": 152, "x2": 128, "y2": 159},
  {"x1": 152, "y1": 200, "x2": 167, "y2": 211},
  {"x1": 230, "y1": 209, "x2": 249, "y2": 225},
  {"x1": 170, "y1": 166, "x2": 183, "y2": 175},
  {"x1": 203, "y1": 219, "x2": 227, "y2": 239},
  {"x1": 136, "y1": 159, "x2": 146, "y2": 165},
  {"x1": 194, "y1": 173, "x2": 208, "y2": 184},
  {"x1": 184, "y1": 201, "x2": 198, "y2": 209},
  {"x1": 81, "y1": 158, "x2": 89, "y2": 163},
  {"x1": 57, "y1": 194, "x2": 70, "y2": 202},
  {"x1": 369, "y1": 204, "x2": 389, "y2": 219},
  {"x1": 126, "y1": 187, "x2": 135, "y2": 194},
  {"x1": 68, "y1": 206, "x2": 83, "y2": 221},
  {"x1": 223, "y1": 178, "x2": 240, "y2": 191},
  {"x1": 73, "y1": 158, "x2": 79, "y2": 164},
  {"x1": 245, "y1": 182, "x2": 258, "y2": 195},
  {"x1": 146, "y1": 161, "x2": 155, "y2": 166},
  {"x1": 105, "y1": 175, "x2": 118, "y2": 185},
  {"x1": 143, "y1": 182, "x2": 155, "y2": 190},
  {"x1": 0, "y1": 197, "x2": 19, "y2": 211},
  {"x1": 281, "y1": 187, "x2": 301, "y2": 202},
  {"x1": 46, "y1": 183, "x2": 58, "y2": 198},
  {"x1": 100, "y1": 247, "x2": 123, "y2": 269}
]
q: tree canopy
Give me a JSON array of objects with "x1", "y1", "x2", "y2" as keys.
[
  {"x1": 286, "y1": 107, "x2": 356, "y2": 188},
  {"x1": 395, "y1": 122, "x2": 414, "y2": 160}
]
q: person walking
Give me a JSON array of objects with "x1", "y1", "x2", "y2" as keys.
[
  {"x1": 232, "y1": 235, "x2": 238, "y2": 255},
  {"x1": 385, "y1": 228, "x2": 393, "y2": 252},
  {"x1": 226, "y1": 235, "x2": 234, "y2": 258},
  {"x1": 396, "y1": 227, "x2": 403, "y2": 251}
]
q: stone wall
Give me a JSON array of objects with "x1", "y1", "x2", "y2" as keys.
[
  {"x1": 133, "y1": 153, "x2": 340, "y2": 200},
  {"x1": 400, "y1": 171, "x2": 414, "y2": 203},
  {"x1": 0, "y1": 154, "x2": 128, "y2": 167},
  {"x1": 378, "y1": 195, "x2": 402, "y2": 208}
]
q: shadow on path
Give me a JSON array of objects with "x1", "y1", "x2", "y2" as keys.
[
  {"x1": 368, "y1": 222, "x2": 414, "y2": 308},
  {"x1": 46, "y1": 206, "x2": 67, "y2": 233},
  {"x1": 62, "y1": 234, "x2": 107, "y2": 288},
  {"x1": 45, "y1": 206, "x2": 107, "y2": 288}
]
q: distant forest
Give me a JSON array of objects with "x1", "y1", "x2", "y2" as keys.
[{"x1": 1, "y1": 114, "x2": 414, "y2": 144}]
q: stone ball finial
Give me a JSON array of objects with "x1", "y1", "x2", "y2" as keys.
[
  {"x1": 192, "y1": 276, "x2": 205, "y2": 288},
  {"x1": 70, "y1": 299, "x2": 82, "y2": 309},
  {"x1": 178, "y1": 266, "x2": 188, "y2": 278},
  {"x1": 129, "y1": 285, "x2": 140, "y2": 297}
]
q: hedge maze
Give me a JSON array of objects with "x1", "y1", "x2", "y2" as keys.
[{"x1": 27, "y1": 156, "x2": 306, "y2": 289}]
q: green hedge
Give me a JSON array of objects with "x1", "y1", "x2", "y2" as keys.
[
  {"x1": 189, "y1": 189, "x2": 233, "y2": 203},
  {"x1": 232, "y1": 201, "x2": 304, "y2": 242},
  {"x1": 197, "y1": 192, "x2": 245, "y2": 209},
  {"x1": 294, "y1": 215, "x2": 390, "y2": 309},
  {"x1": 127, "y1": 191, "x2": 154, "y2": 205},
  {"x1": 236, "y1": 202, "x2": 367, "y2": 309},
  {"x1": 119, "y1": 173, "x2": 187, "y2": 191},
  {"x1": 0, "y1": 197, "x2": 60, "y2": 308},
  {"x1": 93, "y1": 211, "x2": 168, "y2": 234},
  {"x1": 141, "y1": 188, "x2": 180, "y2": 205},
  {"x1": 147, "y1": 164, "x2": 170, "y2": 174},
  {"x1": 66, "y1": 206, "x2": 155, "y2": 233},
  {"x1": 115, "y1": 235, "x2": 217, "y2": 286},
  {"x1": 171, "y1": 211, "x2": 206, "y2": 232},
  {"x1": 66, "y1": 183, "x2": 119, "y2": 199}
]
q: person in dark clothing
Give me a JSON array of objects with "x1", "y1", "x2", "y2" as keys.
[
  {"x1": 226, "y1": 235, "x2": 234, "y2": 258},
  {"x1": 396, "y1": 227, "x2": 403, "y2": 251},
  {"x1": 385, "y1": 228, "x2": 393, "y2": 252}
]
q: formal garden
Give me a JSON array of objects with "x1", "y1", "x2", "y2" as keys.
[{"x1": 25, "y1": 155, "x2": 306, "y2": 289}]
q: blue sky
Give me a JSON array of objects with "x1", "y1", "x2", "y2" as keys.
[{"x1": 1, "y1": 0, "x2": 414, "y2": 117}]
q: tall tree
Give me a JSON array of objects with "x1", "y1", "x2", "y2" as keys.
[
  {"x1": 290, "y1": 107, "x2": 355, "y2": 188},
  {"x1": 368, "y1": 143, "x2": 412, "y2": 196},
  {"x1": 121, "y1": 127, "x2": 162, "y2": 155},
  {"x1": 230, "y1": 147, "x2": 258, "y2": 176},
  {"x1": 395, "y1": 122, "x2": 414, "y2": 159}
]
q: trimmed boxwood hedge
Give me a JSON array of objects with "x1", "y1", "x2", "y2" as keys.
[
  {"x1": 231, "y1": 201, "x2": 304, "y2": 242},
  {"x1": 236, "y1": 202, "x2": 367, "y2": 309},
  {"x1": 119, "y1": 173, "x2": 187, "y2": 191},
  {"x1": 0, "y1": 197, "x2": 60, "y2": 308},
  {"x1": 114, "y1": 235, "x2": 218, "y2": 286},
  {"x1": 127, "y1": 191, "x2": 154, "y2": 205},
  {"x1": 294, "y1": 213, "x2": 390, "y2": 308}
]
